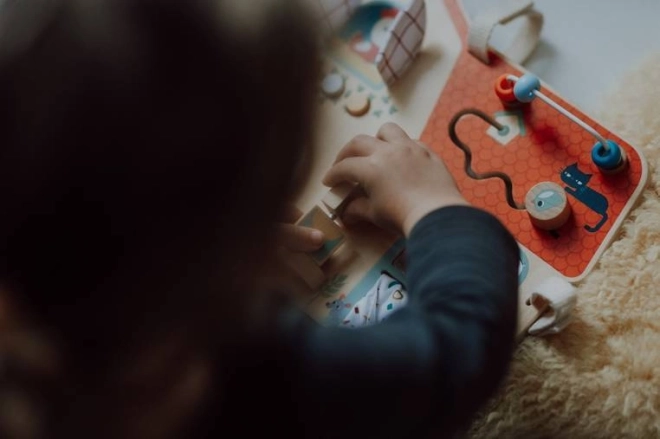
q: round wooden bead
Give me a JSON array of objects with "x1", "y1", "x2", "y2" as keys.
[
  {"x1": 495, "y1": 74, "x2": 522, "y2": 109},
  {"x1": 513, "y1": 73, "x2": 541, "y2": 103},
  {"x1": 591, "y1": 140, "x2": 628, "y2": 174},
  {"x1": 525, "y1": 182, "x2": 572, "y2": 231},
  {"x1": 602, "y1": 148, "x2": 628, "y2": 175},
  {"x1": 345, "y1": 94, "x2": 371, "y2": 117},
  {"x1": 321, "y1": 73, "x2": 345, "y2": 98},
  {"x1": 494, "y1": 74, "x2": 517, "y2": 103}
]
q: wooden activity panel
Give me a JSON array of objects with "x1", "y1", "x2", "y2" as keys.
[
  {"x1": 421, "y1": 0, "x2": 648, "y2": 281},
  {"x1": 317, "y1": 0, "x2": 427, "y2": 121},
  {"x1": 294, "y1": 0, "x2": 649, "y2": 338}
]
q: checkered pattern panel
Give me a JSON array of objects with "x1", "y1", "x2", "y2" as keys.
[{"x1": 376, "y1": 0, "x2": 427, "y2": 85}]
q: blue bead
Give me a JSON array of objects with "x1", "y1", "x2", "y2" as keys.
[
  {"x1": 591, "y1": 140, "x2": 622, "y2": 169},
  {"x1": 513, "y1": 73, "x2": 541, "y2": 103}
]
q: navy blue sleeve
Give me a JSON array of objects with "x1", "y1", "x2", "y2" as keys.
[{"x1": 280, "y1": 205, "x2": 520, "y2": 437}]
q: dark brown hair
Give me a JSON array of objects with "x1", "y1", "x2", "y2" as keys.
[{"x1": 0, "y1": 0, "x2": 319, "y2": 437}]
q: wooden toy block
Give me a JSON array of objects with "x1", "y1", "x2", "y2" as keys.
[
  {"x1": 283, "y1": 251, "x2": 327, "y2": 291},
  {"x1": 322, "y1": 243, "x2": 358, "y2": 274},
  {"x1": 296, "y1": 205, "x2": 346, "y2": 265},
  {"x1": 321, "y1": 182, "x2": 357, "y2": 218},
  {"x1": 345, "y1": 94, "x2": 371, "y2": 117}
]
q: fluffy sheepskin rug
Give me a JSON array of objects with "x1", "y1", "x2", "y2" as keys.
[{"x1": 468, "y1": 53, "x2": 660, "y2": 439}]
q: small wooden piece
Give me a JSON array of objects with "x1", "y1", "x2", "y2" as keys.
[
  {"x1": 297, "y1": 205, "x2": 346, "y2": 265},
  {"x1": 321, "y1": 73, "x2": 345, "y2": 98},
  {"x1": 525, "y1": 182, "x2": 572, "y2": 230},
  {"x1": 322, "y1": 182, "x2": 357, "y2": 219},
  {"x1": 345, "y1": 94, "x2": 371, "y2": 117},
  {"x1": 282, "y1": 251, "x2": 327, "y2": 291}
]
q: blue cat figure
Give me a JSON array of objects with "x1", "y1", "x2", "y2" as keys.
[{"x1": 560, "y1": 163, "x2": 609, "y2": 233}]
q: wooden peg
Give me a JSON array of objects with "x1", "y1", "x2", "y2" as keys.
[
  {"x1": 322, "y1": 182, "x2": 358, "y2": 219},
  {"x1": 525, "y1": 182, "x2": 572, "y2": 230}
]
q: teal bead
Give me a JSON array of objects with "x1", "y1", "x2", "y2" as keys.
[
  {"x1": 513, "y1": 73, "x2": 541, "y2": 103},
  {"x1": 591, "y1": 140, "x2": 623, "y2": 170}
]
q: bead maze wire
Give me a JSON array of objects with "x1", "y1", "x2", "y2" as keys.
[
  {"x1": 448, "y1": 108, "x2": 526, "y2": 210},
  {"x1": 506, "y1": 74, "x2": 610, "y2": 151}
]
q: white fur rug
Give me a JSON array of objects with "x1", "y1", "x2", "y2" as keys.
[{"x1": 468, "y1": 54, "x2": 660, "y2": 439}]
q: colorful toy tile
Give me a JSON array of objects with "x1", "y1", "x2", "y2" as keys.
[{"x1": 297, "y1": 206, "x2": 346, "y2": 265}]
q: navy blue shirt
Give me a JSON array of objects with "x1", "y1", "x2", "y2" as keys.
[{"x1": 198, "y1": 206, "x2": 519, "y2": 438}]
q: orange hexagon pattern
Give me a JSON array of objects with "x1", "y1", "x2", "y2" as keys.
[{"x1": 419, "y1": 1, "x2": 646, "y2": 279}]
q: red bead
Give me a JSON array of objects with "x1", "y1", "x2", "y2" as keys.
[{"x1": 495, "y1": 74, "x2": 517, "y2": 103}]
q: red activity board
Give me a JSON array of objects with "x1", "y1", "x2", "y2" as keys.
[{"x1": 420, "y1": 0, "x2": 648, "y2": 281}]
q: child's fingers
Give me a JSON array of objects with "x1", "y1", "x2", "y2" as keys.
[
  {"x1": 277, "y1": 223, "x2": 324, "y2": 252},
  {"x1": 332, "y1": 135, "x2": 382, "y2": 164},
  {"x1": 414, "y1": 140, "x2": 433, "y2": 158},
  {"x1": 376, "y1": 122, "x2": 410, "y2": 143},
  {"x1": 340, "y1": 196, "x2": 372, "y2": 225},
  {"x1": 322, "y1": 157, "x2": 372, "y2": 188}
]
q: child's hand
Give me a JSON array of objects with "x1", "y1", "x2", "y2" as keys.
[
  {"x1": 276, "y1": 205, "x2": 324, "y2": 252},
  {"x1": 257, "y1": 205, "x2": 324, "y2": 296},
  {"x1": 323, "y1": 123, "x2": 468, "y2": 236}
]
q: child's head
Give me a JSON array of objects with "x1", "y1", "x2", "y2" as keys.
[{"x1": 0, "y1": 0, "x2": 318, "y2": 436}]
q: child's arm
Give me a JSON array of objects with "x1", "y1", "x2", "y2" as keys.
[
  {"x1": 210, "y1": 124, "x2": 518, "y2": 437},
  {"x1": 285, "y1": 203, "x2": 518, "y2": 437},
  {"x1": 283, "y1": 123, "x2": 518, "y2": 436}
]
